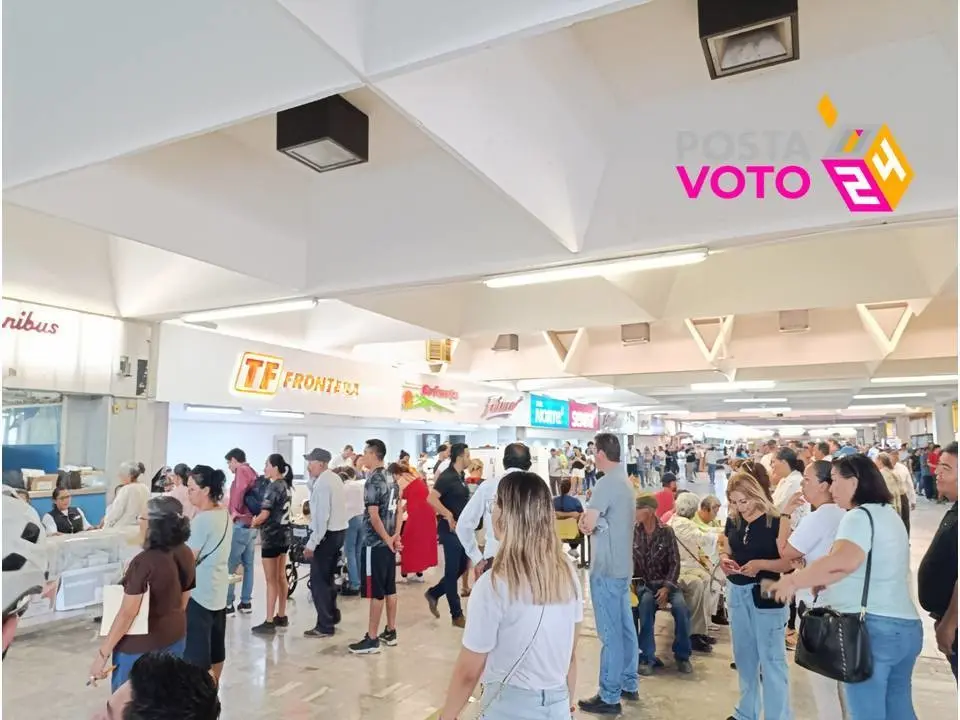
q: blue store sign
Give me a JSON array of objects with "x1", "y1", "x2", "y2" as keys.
[{"x1": 530, "y1": 394, "x2": 569, "y2": 428}]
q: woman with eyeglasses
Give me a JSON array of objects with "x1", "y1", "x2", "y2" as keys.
[
  {"x1": 770, "y1": 455, "x2": 922, "y2": 720},
  {"x1": 89, "y1": 496, "x2": 195, "y2": 692},
  {"x1": 41, "y1": 486, "x2": 92, "y2": 535},
  {"x1": 718, "y1": 472, "x2": 794, "y2": 720},
  {"x1": 437, "y1": 471, "x2": 582, "y2": 720},
  {"x1": 774, "y1": 460, "x2": 846, "y2": 719}
]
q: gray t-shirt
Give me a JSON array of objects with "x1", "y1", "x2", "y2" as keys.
[{"x1": 587, "y1": 467, "x2": 635, "y2": 579}]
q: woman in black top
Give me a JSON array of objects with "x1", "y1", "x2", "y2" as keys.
[
  {"x1": 251, "y1": 453, "x2": 292, "y2": 635},
  {"x1": 718, "y1": 471, "x2": 793, "y2": 720}
]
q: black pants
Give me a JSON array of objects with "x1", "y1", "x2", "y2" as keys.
[
  {"x1": 428, "y1": 530, "x2": 468, "y2": 619},
  {"x1": 310, "y1": 529, "x2": 345, "y2": 633}
]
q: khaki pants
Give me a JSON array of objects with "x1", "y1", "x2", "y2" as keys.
[{"x1": 678, "y1": 575, "x2": 710, "y2": 636}]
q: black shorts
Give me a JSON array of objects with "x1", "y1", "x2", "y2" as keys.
[
  {"x1": 261, "y1": 545, "x2": 289, "y2": 559},
  {"x1": 184, "y1": 598, "x2": 226, "y2": 670},
  {"x1": 361, "y1": 544, "x2": 396, "y2": 600}
]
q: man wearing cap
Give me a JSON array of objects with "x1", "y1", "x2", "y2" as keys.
[{"x1": 303, "y1": 448, "x2": 349, "y2": 638}]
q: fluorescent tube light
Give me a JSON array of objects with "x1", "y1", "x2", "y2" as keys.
[
  {"x1": 400, "y1": 419, "x2": 427, "y2": 425},
  {"x1": 852, "y1": 393, "x2": 927, "y2": 400},
  {"x1": 842, "y1": 404, "x2": 908, "y2": 412},
  {"x1": 691, "y1": 381, "x2": 776, "y2": 393},
  {"x1": 738, "y1": 407, "x2": 791, "y2": 413},
  {"x1": 723, "y1": 397, "x2": 788, "y2": 404},
  {"x1": 181, "y1": 298, "x2": 319, "y2": 323},
  {"x1": 870, "y1": 374, "x2": 958, "y2": 384},
  {"x1": 483, "y1": 250, "x2": 707, "y2": 289},
  {"x1": 259, "y1": 410, "x2": 305, "y2": 419},
  {"x1": 185, "y1": 404, "x2": 243, "y2": 415}
]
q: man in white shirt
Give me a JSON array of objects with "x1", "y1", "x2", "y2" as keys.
[
  {"x1": 457, "y1": 443, "x2": 532, "y2": 578},
  {"x1": 433, "y1": 444, "x2": 451, "y2": 477},
  {"x1": 547, "y1": 449, "x2": 562, "y2": 496},
  {"x1": 331, "y1": 445, "x2": 355, "y2": 470},
  {"x1": 759, "y1": 439, "x2": 778, "y2": 476},
  {"x1": 303, "y1": 448, "x2": 348, "y2": 638},
  {"x1": 341, "y1": 469, "x2": 367, "y2": 595}
]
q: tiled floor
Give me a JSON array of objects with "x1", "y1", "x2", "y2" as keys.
[{"x1": 3, "y1": 500, "x2": 956, "y2": 719}]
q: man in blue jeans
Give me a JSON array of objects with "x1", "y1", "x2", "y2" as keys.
[
  {"x1": 631, "y1": 493, "x2": 694, "y2": 674},
  {"x1": 225, "y1": 447, "x2": 258, "y2": 614},
  {"x1": 578, "y1": 433, "x2": 640, "y2": 716}
]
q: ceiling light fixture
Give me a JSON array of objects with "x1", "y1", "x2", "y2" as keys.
[
  {"x1": 276, "y1": 95, "x2": 369, "y2": 174},
  {"x1": 691, "y1": 380, "x2": 776, "y2": 393},
  {"x1": 180, "y1": 298, "x2": 319, "y2": 323},
  {"x1": 870, "y1": 375, "x2": 958, "y2": 384},
  {"x1": 400, "y1": 419, "x2": 427, "y2": 425},
  {"x1": 185, "y1": 404, "x2": 243, "y2": 415},
  {"x1": 852, "y1": 393, "x2": 927, "y2": 400},
  {"x1": 699, "y1": 0, "x2": 799, "y2": 80},
  {"x1": 738, "y1": 407, "x2": 791, "y2": 413},
  {"x1": 723, "y1": 397, "x2": 789, "y2": 404},
  {"x1": 483, "y1": 249, "x2": 707, "y2": 289},
  {"x1": 259, "y1": 410, "x2": 305, "y2": 419},
  {"x1": 842, "y1": 403, "x2": 908, "y2": 412}
]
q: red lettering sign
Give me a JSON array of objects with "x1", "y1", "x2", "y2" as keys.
[
  {"x1": 422, "y1": 385, "x2": 459, "y2": 401},
  {"x1": 1, "y1": 311, "x2": 59, "y2": 335},
  {"x1": 568, "y1": 400, "x2": 599, "y2": 430},
  {"x1": 481, "y1": 395, "x2": 522, "y2": 420}
]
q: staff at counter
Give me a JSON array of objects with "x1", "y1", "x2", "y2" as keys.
[{"x1": 42, "y1": 487, "x2": 93, "y2": 535}]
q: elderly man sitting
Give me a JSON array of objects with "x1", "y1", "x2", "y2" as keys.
[
  {"x1": 667, "y1": 493, "x2": 720, "y2": 653},
  {"x1": 633, "y1": 493, "x2": 694, "y2": 675}
]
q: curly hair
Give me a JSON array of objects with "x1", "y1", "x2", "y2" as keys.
[
  {"x1": 125, "y1": 651, "x2": 221, "y2": 719},
  {"x1": 143, "y1": 496, "x2": 191, "y2": 551}
]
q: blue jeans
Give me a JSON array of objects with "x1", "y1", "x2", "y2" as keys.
[
  {"x1": 708, "y1": 464, "x2": 717, "y2": 484},
  {"x1": 590, "y1": 574, "x2": 639, "y2": 705},
  {"x1": 480, "y1": 682, "x2": 570, "y2": 719},
  {"x1": 226, "y1": 522, "x2": 256, "y2": 606},
  {"x1": 344, "y1": 514, "x2": 363, "y2": 590},
  {"x1": 727, "y1": 582, "x2": 792, "y2": 720},
  {"x1": 842, "y1": 614, "x2": 922, "y2": 720},
  {"x1": 428, "y1": 529, "x2": 468, "y2": 619},
  {"x1": 112, "y1": 637, "x2": 185, "y2": 692},
  {"x1": 635, "y1": 584, "x2": 692, "y2": 662}
]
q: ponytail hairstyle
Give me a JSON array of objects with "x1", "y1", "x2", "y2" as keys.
[
  {"x1": 188, "y1": 465, "x2": 227, "y2": 503},
  {"x1": 267, "y1": 453, "x2": 294, "y2": 488},
  {"x1": 173, "y1": 463, "x2": 191, "y2": 485}
]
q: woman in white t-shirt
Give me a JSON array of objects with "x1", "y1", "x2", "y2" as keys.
[
  {"x1": 437, "y1": 471, "x2": 582, "y2": 720},
  {"x1": 775, "y1": 459, "x2": 846, "y2": 720}
]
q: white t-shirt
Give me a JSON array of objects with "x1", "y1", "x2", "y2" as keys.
[
  {"x1": 787, "y1": 503, "x2": 846, "y2": 604},
  {"x1": 462, "y1": 564, "x2": 583, "y2": 690},
  {"x1": 771, "y1": 471, "x2": 808, "y2": 529}
]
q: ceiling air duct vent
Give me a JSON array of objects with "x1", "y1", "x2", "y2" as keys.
[
  {"x1": 277, "y1": 95, "x2": 369, "y2": 174},
  {"x1": 698, "y1": 0, "x2": 799, "y2": 80},
  {"x1": 621, "y1": 323, "x2": 651, "y2": 346},
  {"x1": 779, "y1": 309, "x2": 810, "y2": 334},
  {"x1": 425, "y1": 339, "x2": 453, "y2": 364},
  {"x1": 491, "y1": 334, "x2": 519, "y2": 352}
]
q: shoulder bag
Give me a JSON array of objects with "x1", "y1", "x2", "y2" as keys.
[
  {"x1": 196, "y1": 511, "x2": 230, "y2": 567},
  {"x1": 794, "y1": 506, "x2": 874, "y2": 683}
]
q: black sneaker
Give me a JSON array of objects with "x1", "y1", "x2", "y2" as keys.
[
  {"x1": 238, "y1": 602, "x2": 253, "y2": 615},
  {"x1": 304, "y1": 628, "x2": 335, "y2": 638},
  {"x1": 340, "y1": 587, "x2": 360, "y2": 597},
  {"x1": 378, "y1": 627, "x2": 398, "y2": 647},
  {"x1": 425, "y1": 590, "x2": 440, "y2": 619},
  {"x1": 691, "y1": 635, "x2": 713, "y2": 654},
  {"x1": 225, "y1": 605, "x2": 236, "y2": 616},
  {"x1": 348, "y1": 633, "x2": 381, "y2": 655},
  {"x1": 252, "y1": 621, "x2": 276, "y2": 636},
  {"x1": 333, "y1": 608, "x2": 342, "y2": 626},
  {"x1": 578, "y1": 694, "x2": 622, "y2": 715},
  {"x1": 273, "y1": 615, "x2": 289, "y2": 628},
  {"x1": 621, "y1": 690, "x2": 640, "y2": 702}
]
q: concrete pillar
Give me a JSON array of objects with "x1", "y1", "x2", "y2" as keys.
[
  {"x1": 932, "y1": 402, "x2": 957, "y2": 446},
  {"x1": 895, "y1": 415, "x2": 911, "y2": 442}
]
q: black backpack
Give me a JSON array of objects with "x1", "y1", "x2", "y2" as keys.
[{"x1": 243, "y1": 475, "x2": 270, "y2": 516}]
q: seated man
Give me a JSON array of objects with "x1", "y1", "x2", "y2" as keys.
[
  {"x1": 632, "y1": 493, "x2": 693, "y2": 675},
  {"x1": 667, "y1": 493, "x2": 718, "y2": 653},
  {"x1": 554, "y1": 478, "x2": 584, "y2": 558}
]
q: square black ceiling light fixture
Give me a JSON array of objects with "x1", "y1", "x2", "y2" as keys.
[
  {"x1": 276, "y1": 95, "x2": 369, "y2": 173},
  {"x1": 698, "y1": 0, "x2": 798, "y2": 79}
]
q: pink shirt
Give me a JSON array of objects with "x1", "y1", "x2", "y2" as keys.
[
  {"x1": 228, "y1": 463, "x2": 257, "y2": 526},
  {"x1": 165, "y1": 484, "x2": 196, "y2": 519},
  {"x1": 654, "y1": 488, "x2": 675, "y2": 520}
]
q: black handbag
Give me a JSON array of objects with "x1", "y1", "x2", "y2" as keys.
[{"x1": 794, "y1": 506, "x2": 875, "y2": 683}]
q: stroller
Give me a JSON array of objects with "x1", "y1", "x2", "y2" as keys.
[{"x1": 285, "y1": 523, "x2": 350, "y2": 599}]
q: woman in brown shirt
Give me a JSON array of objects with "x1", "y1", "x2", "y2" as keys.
[{"x1": 89, "y1": 496, "x2": 195, "y2": 692}]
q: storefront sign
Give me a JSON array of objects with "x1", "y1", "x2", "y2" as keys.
[
  {"x1": 568, "y1": 400, "x2": 599, "y2": 430},
  {"x1": 233, "y1": 351, "x2": 360, "y2": 398},
  {"x1": 600, "y1": 409, "x2": 637, "y2": 434},
  {"x1": 401, "y1": 383, "x2": 457, "y2": 413},
  {"x1": 481, "y1": 395, "x2": 523, "y2": 420},
  {"x1": 2, "y1": 310, "x2": 59, "y2": 335},
  {"x1": 530, "y1": 394, "x2": 569, "y2": 429}
]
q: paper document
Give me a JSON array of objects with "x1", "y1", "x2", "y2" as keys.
[{"x1": 99, "y1": 585, "x2": 149, "y2": 636}]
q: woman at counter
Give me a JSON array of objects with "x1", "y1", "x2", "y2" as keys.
[
  {"x1": 41, "y1": 487, "x2": 92, "y2": 535},
  {"x1": 102, "y1": 462, "x2": 150, "y2": 529},
  {"x1": 89, "y1": 495, "x2": 195, "y2": 692},
  {"x1": 165, "y1": 464, "x2": 197, "y2": 520}
]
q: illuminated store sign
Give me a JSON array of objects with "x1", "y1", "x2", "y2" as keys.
[
  {"x1": 233, "y1": 352, "x2": 359, "y2": 398},
  {"x1": 568, "y1": 400, "x2": 599, "y2": 430},
  {"x1": 481, "y1": 395, "x2": 523, "y2": 420},
  {"x1": 401, "y1": 383, "x2": 458, "y2": 413},
  {"x1": 530, "y1": 394, "x2": 569, "y2": 429}
]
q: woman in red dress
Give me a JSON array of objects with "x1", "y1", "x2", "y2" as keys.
[{"x1": 394, "y1": 463, "x2": 437, "y2": 580}]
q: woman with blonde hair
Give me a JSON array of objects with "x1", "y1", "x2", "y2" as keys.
[
  {"x1": 719, "y1": 472, "x2": 793, "y2": 720},
  {"x1": 437, "y1": 471, "x2": 582, "y2": 720}
]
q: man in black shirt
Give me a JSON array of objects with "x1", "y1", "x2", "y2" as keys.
[
  {"x1": 426, "y1": 442, "x2": 471, "y2": 627},
  {"x1": 918, "y1": 441, "x2": 958, "y2": 679}
]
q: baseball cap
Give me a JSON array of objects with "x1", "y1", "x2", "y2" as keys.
[{"x1": 304, "y1": 448, "x2": 332, "y2": 463}]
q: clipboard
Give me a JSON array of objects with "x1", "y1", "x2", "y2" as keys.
[{"x1": 99, "y1": 585, "x2": 150, "y2": 636}]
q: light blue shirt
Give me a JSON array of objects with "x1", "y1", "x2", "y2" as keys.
[
  {"x1": 586, "y1": 466, "x2": 635, "y2": 579},
  {"x1": 187, "y1": 509, "x2": 233, "y2": 611},
  {"x1": 819, "y1": 504, "x2": 919, "y2": 620}
]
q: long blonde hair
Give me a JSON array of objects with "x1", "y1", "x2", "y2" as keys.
[
  {"x1": 491, "y1": 471, "x2": 578, "y2": 604},
  {"x1": 726, "y1": 471, "x2": 778, "y2": 528}
]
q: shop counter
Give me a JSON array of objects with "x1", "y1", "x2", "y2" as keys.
[{"x1": 28, "y1": 486, "x2": 108, "y2": 525}]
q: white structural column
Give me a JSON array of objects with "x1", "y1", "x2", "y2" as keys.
[{"x1": 932, "y1": 402, "x2": 957, "y2": 446}]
